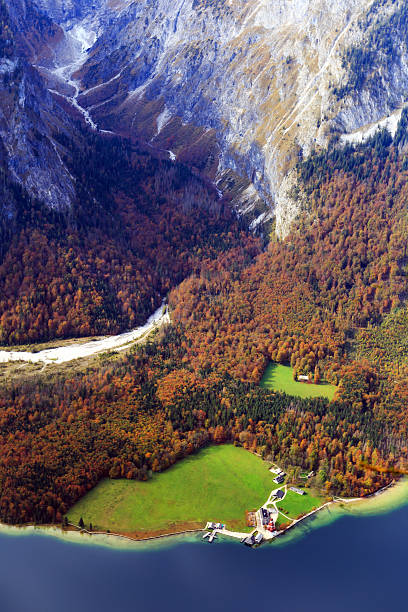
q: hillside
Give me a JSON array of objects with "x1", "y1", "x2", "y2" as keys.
[
  {"x1": 0, "y1": 0, "x2": 407, "y2": 529},
  {"x1": 31, "y1": 0, "x2": 408, "y2": 234},
  {"x1": 0, "y1": 0, "x2": 255, "y2": 345},
  {"x1": 1, "y1": 127, "x2": 408, "y2": 524},
  {"x1": 169, "y1": 125, "x2": 408, "y2": 384},
  {"x1": 0, "y1": 132, "x2": 248, "y2": 344}
]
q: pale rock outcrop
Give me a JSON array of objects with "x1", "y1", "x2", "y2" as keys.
[{"x1": 8, "y1": 0, "x2": 408, "y2": 234}]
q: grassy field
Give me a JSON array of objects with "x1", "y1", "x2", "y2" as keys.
[
  {"x1": 276, "y1": 512, "x2": 292, "y2": 528},
  {"x1": 277, "y1": 489, "x2": 325, "y2": 519},
  {"x1": 260, "y1": 364, "x2": 337, "y2": 400},
  {"x1": 67, "y1": 445, "x2": 276, "y2": 536}
]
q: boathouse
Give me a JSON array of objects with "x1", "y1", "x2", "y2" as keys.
[{"x1": 244, "y1": 534, "x2": 256, "y2": 547}]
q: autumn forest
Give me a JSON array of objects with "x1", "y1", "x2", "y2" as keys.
[{"x1": 1, "y1": 102, "x2": 408, "y2": 525}]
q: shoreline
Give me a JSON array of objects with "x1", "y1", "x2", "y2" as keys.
[
  {"x1": 0, "y1": 521, "x2": 204, "y2": 551},
  {"x1": 1, "y1": 478, "x2": 407, "y2": 551},
  {"x1": 278, "y1": 480, "x2": 395, "y2": 538},
  {"x1": 270, "y1": 477, "x2": 408, "y2": 548}
]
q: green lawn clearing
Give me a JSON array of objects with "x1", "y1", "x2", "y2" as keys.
[
  {"x1": 67, "y1": 445, "x2": 276, "y2": 536},
  {"x1": 276, "y1": 512, "x2": 292, "y2": 528},
  {"x1": 277, "y1": 488, "x2": 325, "y2": 519},
  {"x1": 261, "y1": 364, "x2": 337, "y2": 400}
]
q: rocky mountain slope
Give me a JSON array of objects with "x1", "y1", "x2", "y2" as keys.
[
  {"x1": 33, "y1": 0, "x2": 408, "y2": 235},
  {"x1": 0, "y1": 0, "x2": 250, "y2": 346},
  {"x1": 3, "y1": 0, "x2": 408, "y2": 235},
  {"x1": 0, "y1": 0, "x2": 80, "y2": 215}
]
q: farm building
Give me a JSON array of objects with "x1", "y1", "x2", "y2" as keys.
[{"x1": 290, "y1": 487, "x2": 305, "y2": 495}]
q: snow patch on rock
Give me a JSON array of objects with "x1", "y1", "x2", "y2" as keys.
[
  {"x1": 340, "y1": 106, "x2": 405, "y2": 145},
  {"x1": 156, "y1": 107, "x2": 172, "y2": 134}
]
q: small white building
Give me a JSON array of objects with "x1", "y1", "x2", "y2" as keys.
[
  {"x1": 290, "y1": 486, "x2": 305, "y2": 496},
  {"x1": 298, "y1": 375, "x2": 309, "y2": 382}
]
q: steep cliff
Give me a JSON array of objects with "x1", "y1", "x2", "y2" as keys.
[
  {"x1": 0, "y1": 0, "x2": 251, "y2": 345},
  {"x1": 4, "y1": 0, "x2": 408, "y2": 235},
  {"x1": 0, "y1": 0, "x2": 78, "y2": 217},
  {"x1": 72, "y1": 0, "x2": 370, "y2": 225},
  {"x1": 60, "y1": 0, "x2": 408, "y2": 234}
]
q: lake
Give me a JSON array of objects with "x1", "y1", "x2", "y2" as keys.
[{"x1": 0, "y1": 485, "x2": 407, "y2": 612}]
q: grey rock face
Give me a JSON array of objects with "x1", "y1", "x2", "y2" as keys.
[
  {"x1": 4, "y1": 0, "x2": 408, "y2": 236},
  {"x1": 0, "y1": 0, "x2": 78, "y2": 214},
  {"x1": 71, "y1": 0, "x2": 408, "y2": 234},
  {"x1": 1, "y1": 65, "x2": 76, "y2": 210},
  {"x1": 68, "y1": 1, "x2": 378, "y2": 224},
  {"x1": 33, "y1": 0, "x2": 101, "y2": 22}
]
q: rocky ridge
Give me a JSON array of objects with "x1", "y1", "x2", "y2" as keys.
[
  {"x1": 4, "y1": 0, "x2": 408, "y2": 235},
  {"x1": 0, "y1": 0, "x2": 79, "y2": 214},
  {"x1": 65, "y1": 0, "x2": 408, "y2": 235}
]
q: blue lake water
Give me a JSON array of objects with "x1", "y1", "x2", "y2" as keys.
[{"x1": 0, "y1": 503, "x2": 407, "y2": 612}]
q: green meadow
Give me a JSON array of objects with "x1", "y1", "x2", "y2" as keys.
[
  {"x1": 260, "y1": 364, "x2": 337, "y2": 401},
  {"x1": 67, "y1": 445, "x2": 276, "y2": 536},
  {"x1": 277, "y1": 489, "x2": 325, "y2": 520}
]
